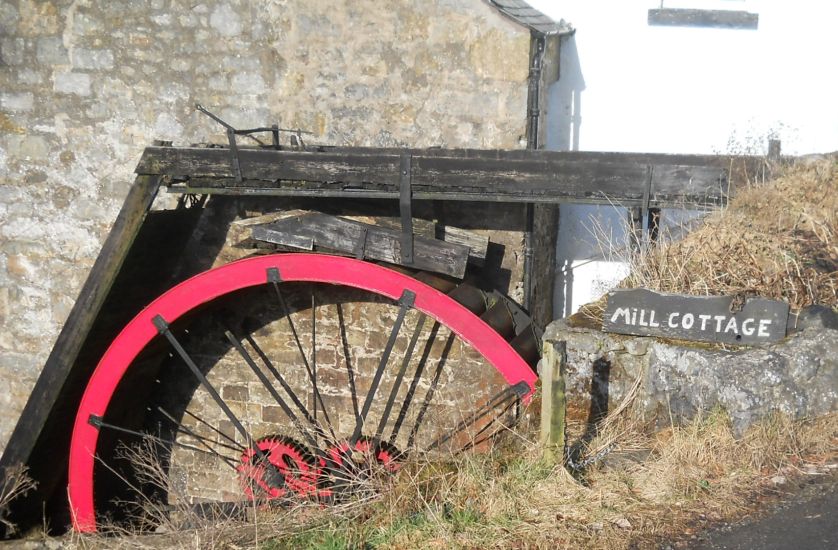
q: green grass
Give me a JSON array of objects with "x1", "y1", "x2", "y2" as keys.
[{"x1": 263, "y1": 523, "x2": 354, "y2": 550}]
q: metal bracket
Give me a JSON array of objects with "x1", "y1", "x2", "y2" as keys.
[
  {"x1": 354, "y1": 227, "x2": 368, "y2": 260},
  {"x1": 642, "y1": 164, "x2": 654, "y2": 223},
  {"x1": 271, "y1": 124, "x2": 280, "y2": 150},
  {"x1": 195, "y1": 103, "x2": 315, "y2": 182},
  {"x1": 226, "y1": 128, "x2": 243, "y2": 183},
  {"x1": 152, "y1": 314, "x2": 169, "y2": 334},
  {"x1": 399, "y1": 153, "x2": 414, "y2": 265},
  {"x1": 398, "y1": 289, "x2": 416, "y2": 308},
  {"x1": 266, "y1": 267, "x2": 281, "y2": 283}
]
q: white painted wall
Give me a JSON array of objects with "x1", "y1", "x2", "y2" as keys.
[{"x1": 525, "y1": 0, "x2": 838, "y2": 317}]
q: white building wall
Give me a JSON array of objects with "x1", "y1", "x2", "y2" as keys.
[{"x1": 525, "y1": 0, "x2": 838, "y2": 317}]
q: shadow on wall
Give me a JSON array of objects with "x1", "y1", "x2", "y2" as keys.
[
  {"x1": 547, "y1": 35, "x2": 584, "y2": 151},
  {"x1": 547, "y1": 34, "x2": 630, "y2": 319}
]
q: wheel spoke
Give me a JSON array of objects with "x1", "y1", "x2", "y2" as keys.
[
  {"x1": 267, "y1": 270, "x2": 335, "y2": 434},
  {"x1": 152, "y1": 315, "x2": 271, "y2": 468},
  {"x1": 351, "y1": 290, "x2": 415, "y2": 445},
  {"x1": 89, "y1": 415, "x2": 238, "y2": 469},
  {"x1": 406, "y1": 330, "x2": 455, "y2": 449},
  {"x1": 243, "y1": 333, "x2": 335, "y2": 442},
  {"x1": 336, "y1": 303, "x2": 361, "y2": 423},
  {"x1": 374, "y1": 313, "x2": 426, "y2": 440},
  {"x1": 182, "y1": 408, "x2": 242, "y2": 450},
  {"x1": 224, "y1": 330, "x2": 319, "y2": 449},
  {"x1": 156, "y1": 406, "x2": 241, "y2": 467},
  {"x1": 454, "y1": 396, "x2": 519, "y2": 455},
  {"x1": 426, "y1": 381, "x2": 529, "y2": 452},
  {"x1": 389, "y1": 321, "x2": 441, "y2": 446}
]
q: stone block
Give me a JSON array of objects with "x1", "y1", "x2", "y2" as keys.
[
  {"x1": 0, "y1": 92, "x2": 33, "y2": 111},
  {"x1": 36, "y1": 36, "x2": 68, "y2": 65},
  {"x1": 261, "y1": 405, "x2": 285, "y2": 423},
  {"x1": 0, "y1": 2, "x2": 19, "y2": 30},
  {"x1": 72, "y1": 48, "x2": 114, "y2": 70},
  {"x1": 72, "y1": 12, "x2": 102, "y2": 35},
  {"x1": 0, "y1": 37, "x2": 24, "y2": 65},
  {"x1": 178, "y1": 13, "x2": 198, "y2": 28},
  {"x1": 151, "y1": 13, "x2": 172, "y2": 26},
  {"x1": 16, "y1": 68, "x2": 43, "y2": 85},
  {"x1": 5, "y1": 134, "x2": 49, "y2": 160},
  {"x1": 210, "y1": 3, "x2": 242, "y2": 37},
  {"x1": 53, "y1": 71, "x2": 91, "y2": 96},
  {"x1": 222, "y1": 384, "x2": 249, "y2": 401}
]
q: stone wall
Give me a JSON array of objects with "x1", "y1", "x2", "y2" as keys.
[
  {"x1": 543, "y1": 307, "x2": 838, "y2": 435},
  {"x1": 0, "y1": 0, "x2": 545, "y2": 454}
]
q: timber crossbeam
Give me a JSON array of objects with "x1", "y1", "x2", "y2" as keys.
[{"x1": 137, "y1": 144, "x2": 769, "y2": 209}]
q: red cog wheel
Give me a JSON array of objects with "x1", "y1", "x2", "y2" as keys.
[{"x1": 238, "y1": 436, "x2": 318, "y2": 500}]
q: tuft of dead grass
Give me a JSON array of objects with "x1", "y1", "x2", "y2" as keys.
[
  {"x1": 346, "y1": 410, "x2": 837, "y2": 550},
  {"x1": 0, "y1": 464, "x2": 37, "y2": 536},
  {"x1": 625, "y1": 158, "x2": 838, "y2": 309}
]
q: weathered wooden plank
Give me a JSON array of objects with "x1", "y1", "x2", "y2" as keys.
[
  {"x1": 651, "y1": 164, "x2": 728, "y2": 205},
  {"x1": 435, "y1": 225, "x2": 489, "y2": 264},
  {"x1": 540, "y1": 339, "x2": 566, "y2": 463},
  {"x1": 228, "y1": 210, "x2": 488, "y2": 265},
  {"x1": 141, "y1": 145, "x2": 759, "y2": 208},
  {"x1": 167, "y1": 184, "x2": 728, "y2": 209},
  {"x1": 251, "y1": 212, "x2": 471, "y2": 278},
  {"x1": 602, "y1": 288, "x2": 790, "y2": 345},
  {"x1": 648, "y1": 8, "x2": 759, "y2": 30},
  {"x1": 235, "y1": 144, "x2": 754, "y2": 168}
]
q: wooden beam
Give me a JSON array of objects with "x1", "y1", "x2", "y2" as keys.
[
  {"x1": 139, "y1": 145, "x2": 763, "y2": 209},
  {"x1": 540, "y1": 339, "x2": 567, "y2": 463},
  {"x1": 251, "y1": 212, "x2": 471, "y2": 278}
]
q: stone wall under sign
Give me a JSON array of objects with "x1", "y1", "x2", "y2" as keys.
[{"x1": 543, "y1": 307, "x2": 838, "y2": 435}]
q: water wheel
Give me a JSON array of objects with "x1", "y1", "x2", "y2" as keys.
[{"x1": 67, "y1": 253, "x2": 538, "y2": 531}]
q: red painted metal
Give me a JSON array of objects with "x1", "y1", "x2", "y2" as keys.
[
  {"x1": 239, "y1": 436, "x2": 317, "y2": 499},
  {"x1": 67, "y1": 254, "x2": 536, "y2": 532}
]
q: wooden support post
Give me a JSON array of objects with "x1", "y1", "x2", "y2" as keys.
[
  {"x1": 628, "y1": 206, "x2": 644, "y2": 254},
  {"x1": 768, "y1": 139, "x2": 781, "y2": 161},
  {"x1": 540, "y1": 340, "x2": 567, "y2": 463}
]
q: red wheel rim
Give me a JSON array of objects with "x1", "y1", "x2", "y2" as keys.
[{"x1": 68, "y1": 253, "x2": 536, "y2": 531}]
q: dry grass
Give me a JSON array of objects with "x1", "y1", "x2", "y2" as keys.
[
  {"x1": 572, "y1": 157, "x2": 838, "y2": 328},
  {"x1": 334, "y1": 410, "x2": 836, "y2": 549},
  {"x1": 0, "y1": 464, "x2": 37, "y2": 535},
  {"x1": 62, "y1": 401, "x2": 838, "y2": 549},
  {"x1": 625, "y1": 158, "x2": 838, "y2": 309}
]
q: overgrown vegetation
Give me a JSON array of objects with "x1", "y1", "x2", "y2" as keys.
[
  {"x1": 0, "y1": 465, "x2": 36, "y2": 535},
  {"x1": 627, "y1": 157, "x2": 837, "y2": 308},
  {"x1": 66, "y1": 404, "x2": 836, "y2": 549},
  {"x1": 575, "y1": 156, "x2": 837, "y2": 327}
]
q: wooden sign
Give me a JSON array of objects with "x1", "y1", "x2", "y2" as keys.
[{"x1": 602, "y1": 289, "x2": 789, "y2": 345}]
